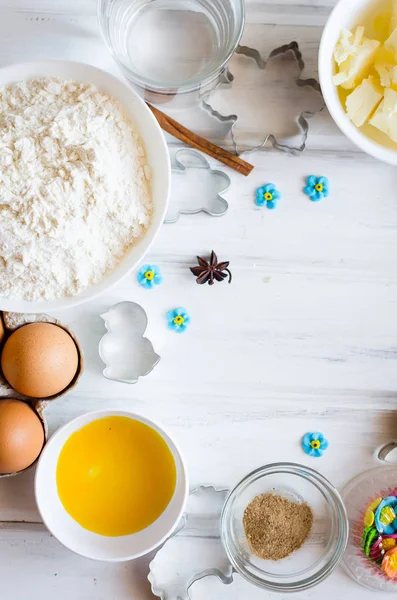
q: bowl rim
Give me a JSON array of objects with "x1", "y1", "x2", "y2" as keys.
[
  {"x1": 97, "y1": 0, "x2": 246, "y2": 94},
  {"x1": 34, "y1": 408, "x2": 189, "y2": 562},
  {"x1": 318, "y1": 0, "x2": 397, "y2": 166},
  {"x1": 0, "y1": 59, "x2": 171, "y2": 313},
  {"x1": 221, "y1": 462, "x2": 349, "y2": 592}
]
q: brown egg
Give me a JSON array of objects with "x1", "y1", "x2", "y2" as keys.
[
  {"x1": 1, "y1": 323, "x2": 79, "y2": 398},
  {"x1": 0, "y1": 399, "x2": 45, "y2": 474},
  {"x1": 0, "y1": 315, "x2": 4, "y2": 345}
]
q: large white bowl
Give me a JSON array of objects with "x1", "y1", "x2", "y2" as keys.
[
  {"x1": 319, "y1": 0, "x2": 397, "y2": 166},
  {"x1": 0, "y1": 60, "x2": 171, "y2": 313},
  {"x1": 35, "y1": 410, "x2": 188, "y2": 562}
]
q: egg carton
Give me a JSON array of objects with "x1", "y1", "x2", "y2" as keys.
[{"x1": 0, "y1": 310, "x2": 84, "y2": 478}]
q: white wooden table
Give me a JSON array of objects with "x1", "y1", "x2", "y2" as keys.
[{"x1": 0, "y1": 1, "x2": 396, "y2": 598}]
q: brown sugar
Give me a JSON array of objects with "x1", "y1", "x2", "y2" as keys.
[{"x1": 243, "y1": 493, "x2": 313, "y2": 561}]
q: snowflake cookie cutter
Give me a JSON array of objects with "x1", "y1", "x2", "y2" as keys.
[
  {"x1": 148, "y1": 485, "x2": 234, "y2": 600},
  {"x1": 202, "y1": 41, "x2": 325, "y2": 156},
  {"x1": 165, "y1": 149, "x2": 231, "y2": 224}
]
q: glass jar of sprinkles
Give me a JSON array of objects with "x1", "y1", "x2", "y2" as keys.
[{"x1": 342, "y1": 465, "x2": 397, "y2": 592}]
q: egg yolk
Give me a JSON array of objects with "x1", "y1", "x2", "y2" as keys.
[{"x1": 56, "y1": 416, "x2": 177, "y2": 537}]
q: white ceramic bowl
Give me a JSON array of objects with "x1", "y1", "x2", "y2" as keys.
[
  {"x1": 35, "y1": 410, "x2": 188, "y2": 562},
  {"x1": 319, "y1": 0, "x2": 397, "y2": 166},
  {"x1": 0, "y1": 60, "x2": 170, "y2": 313}
]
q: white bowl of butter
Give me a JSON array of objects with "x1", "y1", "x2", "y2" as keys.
[
  {"x1": 35, "y1": 410, "x2": 188, "y2": 561},
  {"x1": 319, "y1": 0, "x2": 397, "y2": 164}
]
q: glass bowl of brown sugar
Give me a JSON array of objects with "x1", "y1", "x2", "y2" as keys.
[{"x1": 221, "y1": 463, "x2": 348, "y2": 592}]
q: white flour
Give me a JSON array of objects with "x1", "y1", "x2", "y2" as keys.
[{"x1": 0, "y1": 77, "x2": 152, "y2": 301}]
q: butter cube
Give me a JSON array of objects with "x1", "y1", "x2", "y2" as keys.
[
  {"x1": 392, "y1": 1, "x2": 397, "y2": 33},
  {"x1": 333, "y1": 27, "x2": 380, "y2": 89},
  {"x1": 346, "y1": 76, "x2": 383, "y2": 127},
  {"x1": 370, "y1": 87, "x2": 397, "y2": 142},
  {"x1": 334, "y1": 27, "x2": 365, "y2": 65},
  {"x1": 370, "y1": 102, "x2": 390, "y2": 137},
  {"x1": 383, "y1": 86, "x2": 397, "y2": 112},
  {"x1": 373, "y1": 46, "x2": 397, "y2": 86},
  {"x1": 385, "y1": 26, "x2": 397, "y2": 58},
  {"x1": 374, "y1": 45, "x2": 396, "y2": 65},
  {"x1": 374, "y1": 63, "x2": 394, "y2": 87}
]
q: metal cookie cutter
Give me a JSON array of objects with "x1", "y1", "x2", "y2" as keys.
[
  {"x1": 165, "y1": 149, "x2": 231, "y2": 224},
  {"x1": 148, "y1": 485, "x2": 233, "y2": 600},
  {"x1": 203, "y1": 41, "x2": 325, "y2": 156},
  {"x1": 99, "y1": 301, "x2": 160, "y2": 384}
]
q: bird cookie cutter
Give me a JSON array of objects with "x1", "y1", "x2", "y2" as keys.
[{"x1": 99, "y1": 301, "x2": 160, "y2": 384}]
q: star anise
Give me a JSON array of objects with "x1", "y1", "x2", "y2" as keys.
[{"x1": 190, "y1": 251, "x2": 232, "y2": 285}]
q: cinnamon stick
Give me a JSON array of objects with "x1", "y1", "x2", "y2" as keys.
[{"x1": 147, "y1": 104, "x2": 254, "y2": 177}]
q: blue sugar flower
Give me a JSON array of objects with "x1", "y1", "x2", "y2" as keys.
[
  {"x1": 302, "y1": 432, "x2": 329, "y2": 458},
  {"x1": 137, "y1": 264, "x2": 163, "y2": 289},
  {"x1": 255, "y1": 183, "x2": 281, "y2": 209},
  {"x1": 304, "y1": 175, "x2": 329, "y2": 202},
  {"x1": 166, "y1": 307, "x2": 190, "y2": 333}
]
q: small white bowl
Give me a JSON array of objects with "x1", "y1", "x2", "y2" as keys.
[
  {"x1": 0, "y1": 60, "x2": 170, "y2": 313},
  {"x1": 319, "y1": 0, "x2": 397, "y2": 166},
  {"x1": 35, "y1": 410, "x2": 188, "y2": 562}
]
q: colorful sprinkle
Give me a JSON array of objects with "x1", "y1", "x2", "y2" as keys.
[
  {"x1": 381, "y1": 538, "x2": 397, "y2": 552},
  {"x1": 375, "y1": 497, "x2": 397, "y2": 533},
  {"x1": 370, "y1": 537, "x2": 383, "y2": 562},
  {"x1": 382, "y1": 547, "x2": 397, "y2": 579},
  {"x1": 362, "y1": 526, "x2": 371, "y2": 549},
  {"x1": 380, "y1": 506, "x2": 396, "y2": 527},
  {"x1": 364, "y1": 528, "x2": 379, "y2": 556},
  {"x1": 368, "y1": 497, "x2": 383, "y2": 512},
  {"x1": 364, "y1": 508, "x2": 375, "y2": 528},
  {"x1": 362, "y1": 526, "x2": 374, "y2": 550}
]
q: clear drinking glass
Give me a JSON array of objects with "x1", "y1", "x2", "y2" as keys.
[{"x1": 98, "y1": 0, "x2": 245, "y2": 104}]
